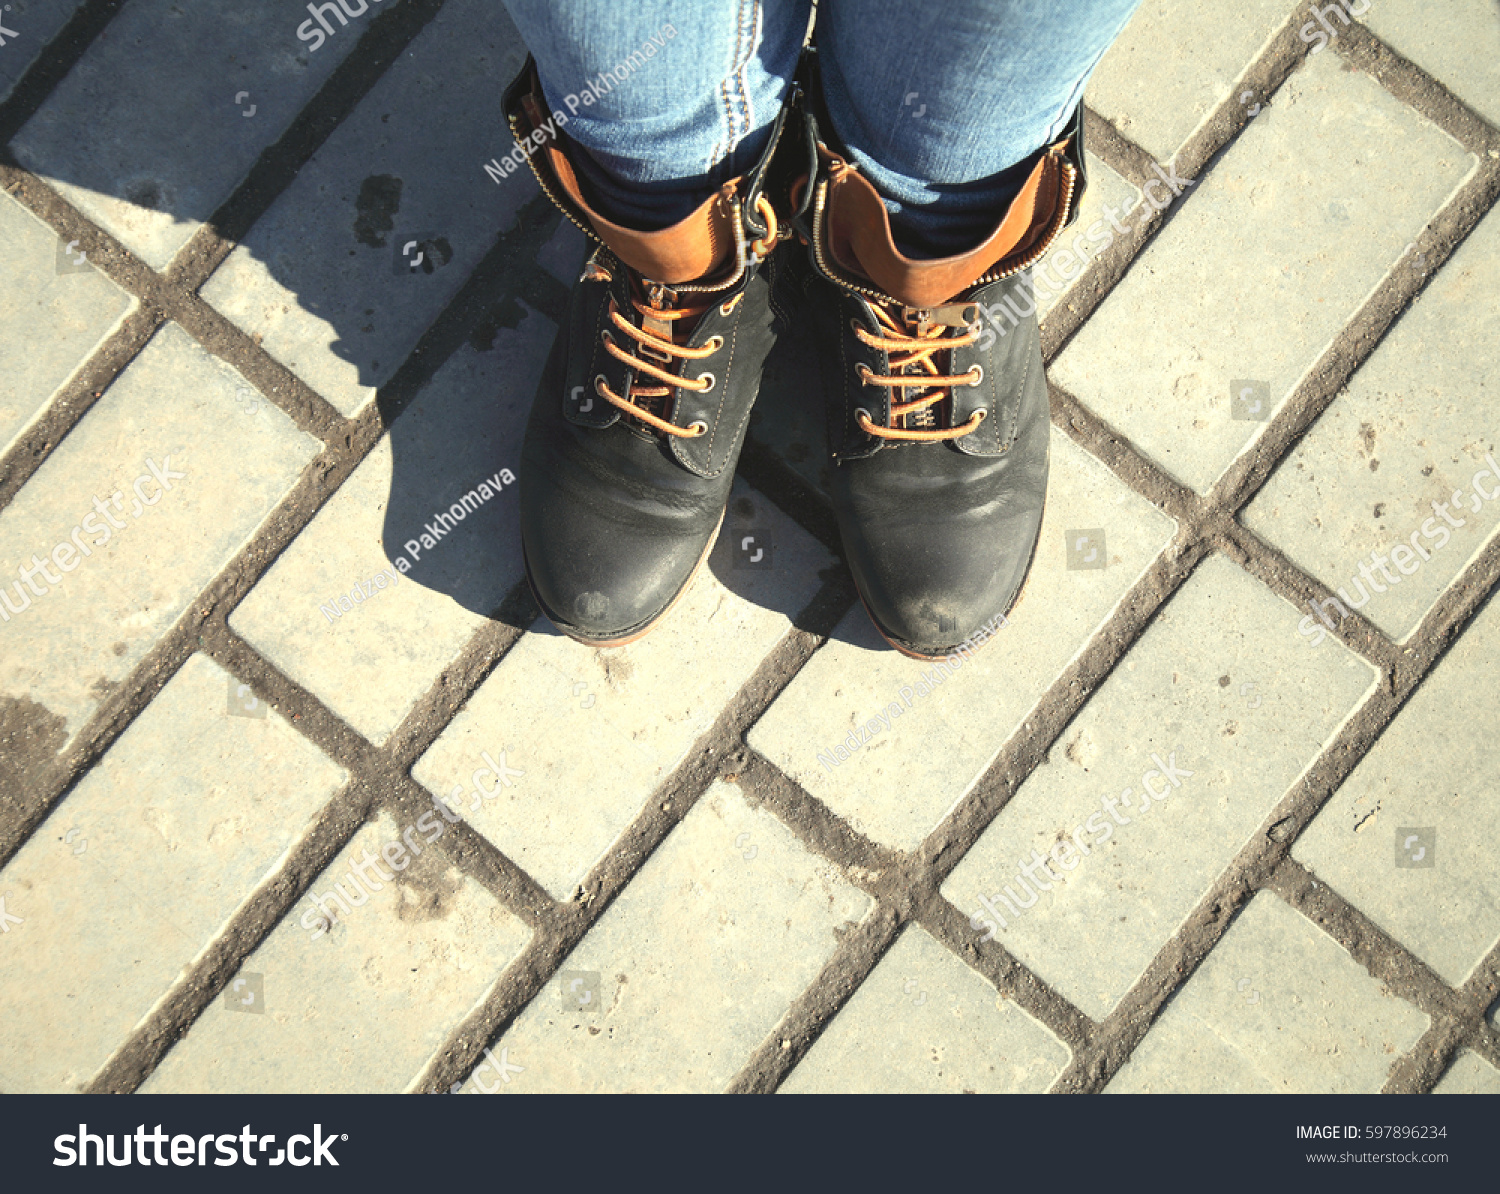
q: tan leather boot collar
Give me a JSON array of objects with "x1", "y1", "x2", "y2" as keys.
[
  {"x1": 818, "y1": 138, "x2": 1077, "y2": 309},
  {"x1": 514, "y1": 88, "x2": 739, "y2": 286}
]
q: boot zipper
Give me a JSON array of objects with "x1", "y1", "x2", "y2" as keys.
[
  {"x1": 972, "y1": 153, "x2": 1078, "y2": 287},
  {"x1": 666, "y1": 97, "x2": 793, "y2": 298},
  {"x1": 811, "y1": 178, "x2": 892, "y2": 303},
  {"x1": 665, "y1": 199, "x2": 748, "y2": 296},
  {"x1": 508, "y1": 111, "x2": 601, "y2": 246}
]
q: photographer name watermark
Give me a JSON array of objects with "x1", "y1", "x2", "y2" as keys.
[
  {"x1": 315, "y1": 468, "x2": 515, "y2": 626},
  {"x1": 484, "y1": 22, "x2": 677, "y2": 185}
]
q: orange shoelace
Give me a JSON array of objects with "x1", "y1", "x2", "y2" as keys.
[
  {"x1": 593, "y1": 197, "x2": 778, "y2": 438},
  {"x1": 852, "y1": 304, "x2": 986, "y2": 442}
]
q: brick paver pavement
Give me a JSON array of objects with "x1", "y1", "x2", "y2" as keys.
[{"x1": 2, "y1": 0, "x2": 1498, "y2": 1095}]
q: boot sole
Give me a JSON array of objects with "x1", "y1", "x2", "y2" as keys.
[
  {"x1": 523, "y1": 508, "x2": 726, "y2": 650},
  {"x1": 860, "y1": 493, "x2": 1046, "y2": 663}
]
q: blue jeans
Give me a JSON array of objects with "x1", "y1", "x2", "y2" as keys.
[{"x1": 501, "y1": 0, "x2": 1141, "y2": 255}]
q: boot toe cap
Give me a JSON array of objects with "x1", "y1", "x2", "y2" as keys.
[
  {"x1": 521, "y1": 477, "x2": 718, "y2": 643},
  {"x1": 848, "y1": 506, "x2": 1041, "y2": 658}
]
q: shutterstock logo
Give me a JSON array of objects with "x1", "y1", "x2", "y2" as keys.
[{"x1": 54, "y1": 1124, "x2": 344, "y2": 1167}]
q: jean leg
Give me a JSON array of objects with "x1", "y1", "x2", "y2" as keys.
[
  {"x1": 502, "y1": 0, "x2": 809, "y2": 227},
  {"x1": 818, "y1": 0, "x2": 1142, "y2": 254}
]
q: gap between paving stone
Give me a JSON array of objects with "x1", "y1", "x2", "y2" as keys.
[
  {"x1": 0, "y1": 0, "x2": 123, "y2": 144},
  {"x1": 0, "y1": 186, "x2": 564, "y2": 865},
  {"x1": 413, "y1": 574, "x2": 861, "y2": 1094},
  {"x1": 2, "y1": 0, "x2": 1500, "y2": 1098},
  {"x1": 0, "y1": 2, "x2": 460, "y2": 498}
]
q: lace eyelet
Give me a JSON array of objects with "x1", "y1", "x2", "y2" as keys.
[
  {"x1": 705, "y1": 335, "x2": 724, "y2": 352},
  {"x1": 688, "y1": 420, "x2": 709, "y2": 436},
  {"x1": 593, "y1": 374, "x2": 608, "y2": 395},
  {"x1": 696, "y1": 371, "x2": 717, "y2": 392},
  {"x1": 967, "y1": 365, "x2": 984, "y2": 387},
  {"x1": 719, "y1": 295, "x2": 743, "y2": 317},
  {"x1": 601, "y1": 331, "x2": 615, "y2": 346},
  {"x1": 856, "y1": 364, "x2": 874, "y2": 386},
  {"x1": 854, "y1": 407, "x2": 875, "y2": 428}
]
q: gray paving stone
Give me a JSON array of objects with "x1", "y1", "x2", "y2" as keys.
[
  {"x1": 0, "y1": 321, "x2": 321, "y2": 745},
  {"x1": 413, "y1": 479, "x2": 833, "y2": 901},
  {"x1": 458, "y1": 781, "x2": 871, "y2": 1094},
  {"x1": 200, "y1": 0, "x2": 534, "y2": 415},
  {"x1": 1085, "y1": 0, "x2": 1293, "y2": 165},
  {"x1": 1056, "y1": 49, "x2": 1477, "y2": 495},
  {"x1": 11, "y1": 0, "x2": 400, "y2": 271},
  {"x1": 0, "y1": 0, "x2": 88, "y2": 105},
  {"x1": 139, "y1": 809, "x2": 531, "y2": 1093},
  {"x1": 1365, "y1": 0, "x2": 1500, "y2": 130},
  {"x1": 779, "y1": 925, "x2": 1070, "y2": 1094},
  {"x1": 1105, "y1": 893, "x2": 1429, "y2": 1092},
  {"x1": 0, "y1": 190, "x2": 134, "y2": 457},
  {"x1": 230, "y1": 318, "x2": 546, "y2": 745},
  {"x1": 1432, "y1": 1051, "x2": 1500, "y2": 1094},
  {"x1": 0, "y1": 653, "x2": 345, "y2": 1093},
  {"x1": 942, "y1": 555, "x2": 1378, "y2": 1019},
  {"x1": 749, "y1": 430, "x2": 1176, "y2": 853},
  {"x1": 1243, "y1": 203, "x2": 1500, "y2": 643},
  {"x1": 1293, "y1": 589, "x2": 1500, "y2": 986},
  {"x1": 0, "y1": 2, "x2": 67, "y2": 98}
]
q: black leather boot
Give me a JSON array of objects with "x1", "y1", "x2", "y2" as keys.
[
  {"x1": 784, "y1": 75, "x2": 1087, "y2": 660},
  {"x1": 504, "y1": 60, "x2": 791, "y2": 645}
]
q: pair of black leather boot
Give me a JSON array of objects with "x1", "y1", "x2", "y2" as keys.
[{"x1": 504, "y1": 55, "x2": 1085, "y2": 659}]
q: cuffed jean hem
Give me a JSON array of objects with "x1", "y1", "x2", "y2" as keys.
[{"x1": 503, "y1": 0, "x2": 1142, "y2": 253}]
